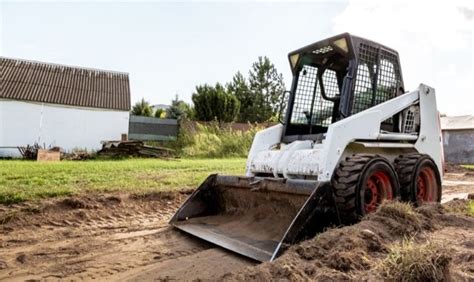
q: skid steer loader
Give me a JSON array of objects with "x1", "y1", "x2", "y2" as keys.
[{"x1": 170, "y1": 33, "x2": 443, "y2": 262}]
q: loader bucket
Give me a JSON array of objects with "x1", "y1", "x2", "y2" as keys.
[{"x1": 170, "y1": 175, "x2": 336, "y2": 262}]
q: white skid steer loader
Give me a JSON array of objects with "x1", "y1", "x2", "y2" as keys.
[{"x1": 170, "y1": 33, "x2": 443, "y2": 262}]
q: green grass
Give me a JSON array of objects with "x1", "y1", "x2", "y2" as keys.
[
  {"x1": 444, "y1": 199, "x2": 474, "y2": 217},
  {"x1": 171, "y1": 122, "x2": 261, "y2": 158},
  {"x1": 467, "y1": 200, "x2": 474, "y2": 216},
  {"x1": 0, "y1": 158, "x2": 246, "y2": 204}
]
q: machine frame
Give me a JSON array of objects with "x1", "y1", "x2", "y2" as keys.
[{"x1": 246, "y1": 84, "x2": 443, "y2": 182}]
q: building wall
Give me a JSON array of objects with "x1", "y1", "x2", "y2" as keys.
[
  {"x1": 442, "y1": 129, "x2": 474, "y2": 164},
  {"x1": 0, "y1": 99, "x2": 129, "y2": 157}
]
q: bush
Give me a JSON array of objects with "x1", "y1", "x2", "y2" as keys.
[
  {"x1": 131, "y1": 98, "x2": 153, "y2": 117},
  {"x1": 175, "y1": 122, "x2": 259, "y2": 158},
  {"x1": 192, "y1": 83, "x2": 240, "y2": 122}
]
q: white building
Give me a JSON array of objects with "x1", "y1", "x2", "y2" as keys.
[{"x1": 0, "y1": 57, "x2": 131, "y2": 157}]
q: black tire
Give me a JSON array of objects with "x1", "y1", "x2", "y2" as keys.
[
  {"x1": 332, "y1": 154, "x2": 400, "y2": 224},
  {"x1": 394, "y1": 153, "x2": 442, "y2": 206}
]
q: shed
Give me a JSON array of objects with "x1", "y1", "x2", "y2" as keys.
[
  {"x1": 0, "y1": 57, "x2": 131, "y2": 157},
  {"x1": 440, "y1": 115, "x2": 474, "y2": 164}
]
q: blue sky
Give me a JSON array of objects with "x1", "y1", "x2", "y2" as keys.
[{"x1": 1, "y1": 1, "x2": 473, "y2": 115}]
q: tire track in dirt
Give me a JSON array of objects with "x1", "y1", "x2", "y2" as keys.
[{"x1": 0, "y1": 192, "x2": 254, "y2": 281}]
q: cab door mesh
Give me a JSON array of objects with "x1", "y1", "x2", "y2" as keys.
[
  {"x1": 290, "y1": 65, "x2": 339, "y2": 127},
  {"x1": 352, "y1": 43, "x2": 403, "y2": 116}
]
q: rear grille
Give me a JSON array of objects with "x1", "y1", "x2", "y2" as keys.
[{"x1": 403, "y1": 110, "x2": 415, "y2": 133}]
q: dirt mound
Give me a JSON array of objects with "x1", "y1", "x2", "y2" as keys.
[
  {"x1": 225, "y1": 202, "x2": 468, "y2": 281},
  {"x1": 444, "y1": 199, "x2": 473, "y2": 215},
  {"x1": 60, "y1": 198, "x2": 90, "y2": 209},
  {"x1": 444, "y1": 163, "x2": 472, "y2": 174},
  {"x1": 0, "y1": 191, "x2": 191, "y2": 229}
]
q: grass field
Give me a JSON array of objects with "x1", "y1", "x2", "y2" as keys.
[{"x1": 0, "y1": 158, "x2": 246, "y2": 204}]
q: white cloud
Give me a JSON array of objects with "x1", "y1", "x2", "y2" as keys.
[{"x1": 332, "y1": 0, "x2": 473, "y2": 115}]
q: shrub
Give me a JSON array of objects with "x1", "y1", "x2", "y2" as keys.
[
  {"x1": 131, "y1": 98, "x2": 153, "y2": 117},
  {"x1": 154, "y1": 108, "x2": 165, "y2": 118},
  {"x1": 192, "y1": 83, "x2": 240, "y2": 122},
  {"x1": 176, "y1": 122, "x2": 259, "y2": 158}
]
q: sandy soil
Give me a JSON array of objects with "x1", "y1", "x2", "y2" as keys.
[
  {"x1": 0, "y1": 167, "x2": 472, "y2": 281},
  {"x1": 440, "y1": 163, "x2": 474, "y2": 199},
  {"x1": 0, "y1": 191, "x2": 254, "y2": 281}
]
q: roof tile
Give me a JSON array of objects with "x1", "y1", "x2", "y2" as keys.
[{"x1": 0, "y1": 57, "x2": 131, "y2": 111}]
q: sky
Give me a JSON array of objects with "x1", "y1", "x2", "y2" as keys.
[{"x1": 1, "y1": 0, "x2": 473, "y2": 116}]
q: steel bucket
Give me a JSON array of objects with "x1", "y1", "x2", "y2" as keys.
[{"x1": 170, "y1": 175, "x2": 337, "y2": 262}]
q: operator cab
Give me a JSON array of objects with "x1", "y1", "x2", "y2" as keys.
[{"x1": 282, "y1": 33, "x2": 404, "y2": 143}]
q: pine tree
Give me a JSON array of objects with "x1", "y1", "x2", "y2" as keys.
[{"x1": 247, "y1": 56, "x2": 286, "y2": 122}]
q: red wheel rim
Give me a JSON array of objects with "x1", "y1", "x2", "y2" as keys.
[
  {"x1": 364, "y1": 170, "x2": 393, "y2": 213},
  {"x1": 416, "y1": 166, "x2": 437, "y2": 203}
]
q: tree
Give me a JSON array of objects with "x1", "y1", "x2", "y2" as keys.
[
  {"x1": 248, "y1": 56, "x2": 286, "y2": 122},
  {"x1": 192, "y1": 83, "x2": 240, "y2": 122},
  {"x1": 166, "y1": 94, "x2": 193, "y2": 120},
  {"x1": 226, "y1": 72, "x2": 254, "y2": 123},
  {"x1": 154, "y1": 108, "x2": 165, "y2": 118},
  {"x1": 131, "y1": 98, "x2": 153, "y2": 117}
]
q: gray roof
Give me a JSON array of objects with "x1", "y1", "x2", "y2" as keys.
[
  {"x1": 441, "y1": 115, "x2": 474, "y2": 130},
  {"x1": 0, "y1": 57, "x2": 131, "y2": 111}
]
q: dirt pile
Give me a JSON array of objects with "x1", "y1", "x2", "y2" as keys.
[
  {"x1": 443, "y1": 198, "x2": 474, "y2": 216},
  {"x1": 0, "y1": 191, "x2": 190, "y2": 229},
  {"x1": 224, "y1": 201, "x2": 473, "y2": 281},
  {"x1": 444, "y1": 163, "x2": 472, "y2": 174}
]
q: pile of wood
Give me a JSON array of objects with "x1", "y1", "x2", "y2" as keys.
[
  {"x1": 18, "y1": 144, "x2": 42, "y2": 160},
  {"x1": 98, "y1": 140, "x2": 173, "y2": 158},
  {"x1": 62, "y1": 151, "x2": 92, "y2": 161}
]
